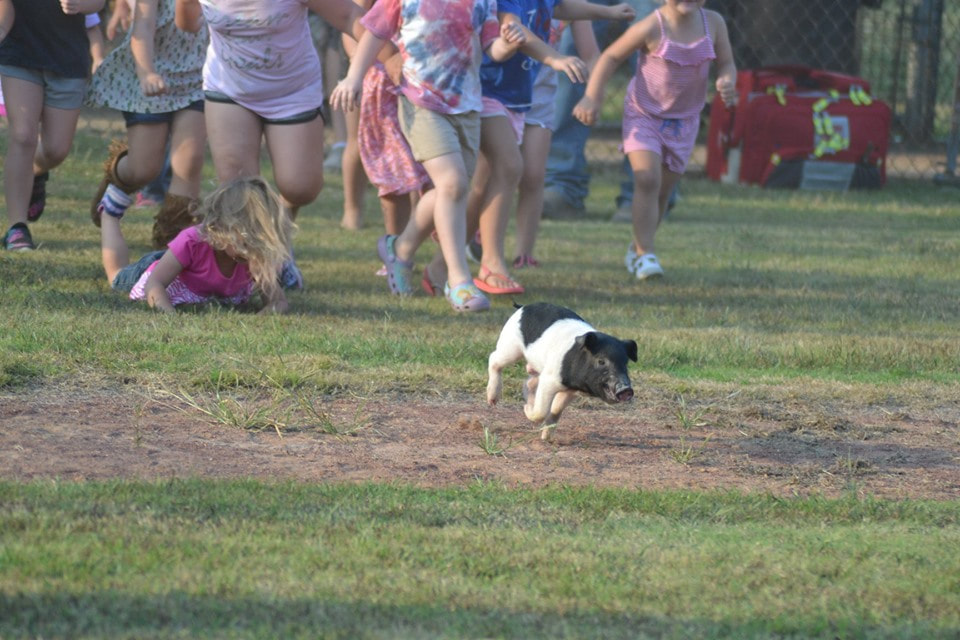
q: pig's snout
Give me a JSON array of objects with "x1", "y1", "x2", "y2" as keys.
[{"x1": 615, "y1": 386, "x2": 634, "y2": 402}]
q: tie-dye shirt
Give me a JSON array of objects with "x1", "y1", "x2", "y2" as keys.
[{"x1": 361, "y1": 0, "x2": 501, "y2": 114}]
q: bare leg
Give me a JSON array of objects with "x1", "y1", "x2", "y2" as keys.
[
  {"x1": 472, "y1": 116, "x2": 523, "y2": 289},
  {"x1": 100, "y1": 214, "x2": 129, "y2": 285},
  {"x1": 395, "y1": 152, "x2": 472, "y2": 288},
  {"x1": 514, "y1": 124, "x2": 552, "y2": 262},
  {"x1": 340, "y1": 106, "x2": 367, "y2": 230},
  {"x1": 264, "y1": 117, "x2": 326, "y2": 220},
  {"x1": 36, "y1": 106, "x2": 81, "y2": 174},
  {"x1": 166, "y1": 109, "x2": 207, "y2": 199},
  {"x1": 2, "y1": 76, "x2": 43, "y2": 227},
  {"x1": 204, "y1": 101, "x2": 264, "y2": 183},
  {"x1": 379, "y1": 192, "x2": 412, "y2": 236},
  {"x1": 626, "y1": 150, "x2": 663, "y2": 256},
  {"x1": 115, "y1": 122, "x2": 170, "y2": 190}
]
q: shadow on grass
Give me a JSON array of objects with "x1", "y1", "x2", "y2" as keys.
[{"x1": 2, "y1": 591, "x2": 952, "y2": 639}]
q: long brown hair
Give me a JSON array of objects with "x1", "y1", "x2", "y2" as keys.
[{"x1": 196, "y1": 177, "x2": 294, "y2": 300}]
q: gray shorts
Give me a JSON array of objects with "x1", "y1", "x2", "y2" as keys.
[
  {"x1": 0, "y1": 64, "x2": 87, "y2": 110},
  {"x1": 524, "y1": 66, "x2": 558, "y2": 130}
]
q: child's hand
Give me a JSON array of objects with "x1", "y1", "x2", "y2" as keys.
[
  {"x1": 330, "y1": 75, "x2": 362, "y2": 112},
  {"x1": 140, "y1": 72, "x2": 167, "y2": 97},
  {"x1": 500, "y1": 21, "x2": 526, "y2": 46},
  {"x1": 548, "y1": 55, "x2": 588, "y2": 84},
  {"x1": 716, "y1": 76, "x2": 737, "y2": 106},
  {"x1": 607, "y1": 3, "x2": 636, "y2": 22},
  {"x1": 106, "y1": 0, "x2": 132, "y2": 40},
  {"x1": 573, "y1": 95, "x2": 599, "y2": 126}
]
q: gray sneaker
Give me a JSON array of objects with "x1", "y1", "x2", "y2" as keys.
[
  {"x1": 541, "y1": 188, "x2": 585, "y2": 220},
  {"x1": 611, "y1": 202, "x2": 633, "y2": 223}
]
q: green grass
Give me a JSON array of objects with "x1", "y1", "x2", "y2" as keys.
[
  {"x1": 1, "y1": 480, "x2": 959, "y2": 639},
  {"x1": 2, "y1": 126, "x2": 960, "y2": 638},
  {"x1": 1, "y1": 128, "x2": 959, "y2": 395}
]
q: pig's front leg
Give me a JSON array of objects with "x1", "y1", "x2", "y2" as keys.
[
  {"x1": 525, "y1": 375, "x2": 563, "y2": 425},
  {"x1": 540, "y1": 390, "x2": 575, "y2": 440}
]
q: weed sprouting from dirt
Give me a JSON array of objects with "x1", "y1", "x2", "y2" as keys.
[
  {"x1": 673, "y1": 393, "x2": 711, "y2": 430},
  {"x1": 479, "y1": 426, "x2": 508, "y2": 457},
  {"x1": 668, "y1": 433, "x2": 712, "y2": 465}
]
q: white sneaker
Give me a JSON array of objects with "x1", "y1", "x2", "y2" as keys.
[
  {"x1": 634, "y1": 253, "x2": 664, "y2": 280},
  {"x1": 624, "y1": 243, "x2": 639, "y2": 271}
]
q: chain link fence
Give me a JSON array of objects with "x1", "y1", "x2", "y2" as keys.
[
  {"x1": 74, "y1": 1, "x2": 959, "y2": 183},
  {"x1": 583, "y1": 0, "x2": 960, "y2": 182}
]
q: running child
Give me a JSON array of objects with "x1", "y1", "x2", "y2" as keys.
[
  {"x1": 86, "y1": 0, "x2": 208, "y2": 250},
  {"x1": 574, "y1": 0, "x2": 736, "y2": 280},
  {"x1": 513, "y1": 20, "x2": 599, "y2": 269},
  {"x1": 175, "y1": 0, "x2": 367, "y2": 290},
  {"x1": 0, "y1": 0, "x2": 106, "y2": 251},
  {"x1": 101, "y1": 176, "x2": 293, "y2": 314},
  {"x1": 353, "y1": 44, "x2": 431, "y2": 271},
  {"x1": 468, "y1": 0, "x2": 632, "y2": 296},
  {"x1": 330, "y1": 0, "x2": 527, "y2": 312}
]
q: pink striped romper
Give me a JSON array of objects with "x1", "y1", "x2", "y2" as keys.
[{"x1": 622, "y1": 8, "x2": 715, "y2": 173}]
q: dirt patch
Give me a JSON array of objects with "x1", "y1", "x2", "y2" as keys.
[{"x1": 2, "y1": 387, "x2": 958, "y2": 500}]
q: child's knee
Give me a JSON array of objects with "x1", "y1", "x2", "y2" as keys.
[
  {"x1": 278, "y1": 177, "x2": 323, "y2": 206},
  {"x1": 433, "y1": 172, "x2": 469, "y2": 202},
  {"x1": 39, "y1": 139, "x2": 73, "y2": 168},
  {"x1": 632, "y1": 170, "x2": 660, "y2": 195},
  {"x1": 7, "y1": 122, "x2": 40, "y2": 149},
  {"x1": 489, "y1": 150, "x2": 522, "y2": 186}
]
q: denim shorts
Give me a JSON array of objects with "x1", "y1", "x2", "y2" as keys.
[
  {"x1": 111, "y1": 250, "x2": 166, "y2": 292},
  {"x1": 122, "y1": 100, "x2": 204, "y2": 127},
  {"x1": 203, "y1": 90, "x2": 324, "y2": 125},
  {"x1": 0, "y1": 64, "x2": 87, "y2": 109}
]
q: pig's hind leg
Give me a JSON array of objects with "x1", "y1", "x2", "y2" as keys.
[{"x1": 486, "y1": 342, "x2": 524, "y2": 405}]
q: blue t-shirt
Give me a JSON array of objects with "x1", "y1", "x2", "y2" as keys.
[{"x1": 479, "y1": 0, "x2": 559, "y2": 112}]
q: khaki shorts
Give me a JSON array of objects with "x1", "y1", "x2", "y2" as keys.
[{"x1": 398, "y1": 95, "x2": 480, "y2": 178}]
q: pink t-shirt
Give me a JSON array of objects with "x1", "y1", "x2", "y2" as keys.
[
  {"x1": 200, "y1": 0, "x2": 324, "y2": 120},
  {"x1": 361, "y1": 0, "x2": 500, "y2": 114},
  {"x1": 130, "y1": 226, "x2": 253, "y2": 306},
  {"x1": 627, "y1": 8, "x2": 715, "y2": 120}
]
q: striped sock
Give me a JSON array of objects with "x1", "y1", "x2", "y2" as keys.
[{"x1": 99, "y1": 183, "x2": 133, "y2": 219}]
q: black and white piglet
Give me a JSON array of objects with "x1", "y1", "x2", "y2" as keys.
[{"x1": 486, "y1": 302, "x2": 637, "y2": 440}]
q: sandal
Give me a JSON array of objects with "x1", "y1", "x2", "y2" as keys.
[
  {"x1": 473, "y1": 265, "x2": 524, "y2": 295},
  {"x1": 444, "y1": 280, "x2": 490, "y2": 312},
  {"x1": 421, "y1": 264, "x2": 444, "y2": 296},
  {"x1": 512, "y1": 254, "x2": 540, "y2": 269},
  {"x1": 376, "y1": 234, "x2": 414, "y2": 296}
]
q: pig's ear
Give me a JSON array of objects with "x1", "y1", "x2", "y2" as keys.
[
  {"x1": 574, "y1": 332, "x2": 598, "y2": 352},
  {"x1": 624, "y1": 340, "x2": 638, "y2": 362},
  {"x1": 579, "y1": 332, "x2": 599, "y2": 351}
]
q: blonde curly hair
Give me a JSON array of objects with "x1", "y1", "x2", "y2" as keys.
[{"x1": 196, "y1": 177, "x2": 294, "y2": 301}]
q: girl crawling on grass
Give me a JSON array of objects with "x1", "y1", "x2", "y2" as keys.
[{"x1": 100, "y1": 176, "x2": 294, "y2": 314}]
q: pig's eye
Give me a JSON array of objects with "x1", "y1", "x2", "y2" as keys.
[{"x1": 597, "y1": 358, "x2": 607, "y2": 367}]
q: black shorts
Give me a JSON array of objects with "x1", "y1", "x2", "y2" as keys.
[
  {"x1": 203, "y1": 90, "x2": 325, "y2": 125},
  {"x1": 122, "y1": 100, "x2": 205, "y2": 127}
]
